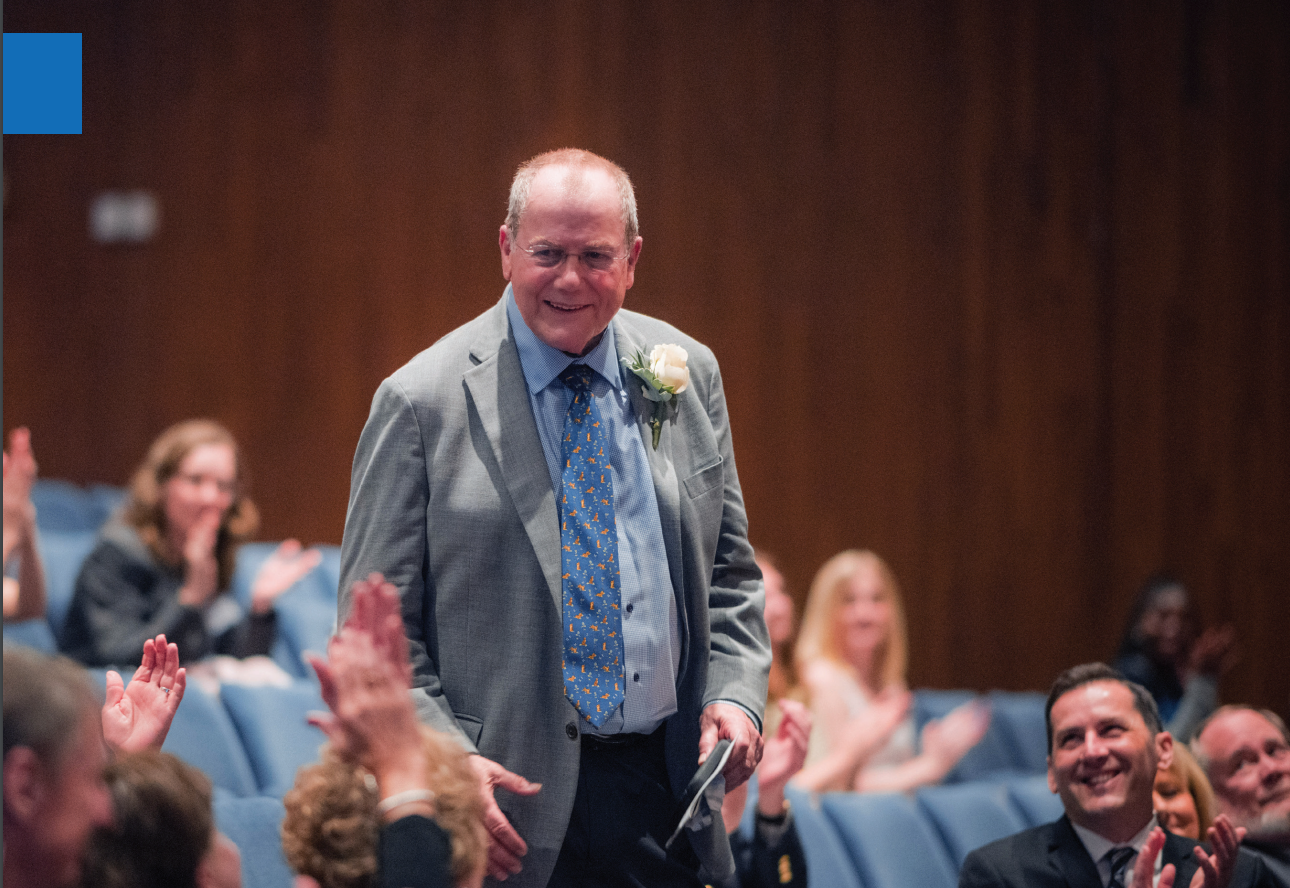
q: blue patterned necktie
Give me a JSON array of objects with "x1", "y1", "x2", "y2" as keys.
[
  {"x1": 1106, "y1": 846, "x2": 1135, "y2": 888},
  {"x1": 558, "y1": 364, "x2": 625, "y2": 727}
]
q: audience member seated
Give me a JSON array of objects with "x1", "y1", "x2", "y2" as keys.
[
  {"x1": 79, "y1": 750, "x2": 242, "y2": 888},
  {"x1": 3, "y1": 427, "x2": 48, "y2": 622},
  {"x1": 959, "y1": 663, "x2": 1269, "y2": 888},
  {"x1": 1155, "y1": 744, "x2": 1217, "y2": 841},
  {"x1": 794, "y1": 549, "x2": 989, "y2": 793},
  {"x1": 61, "y1": 419, "x2": 321, "y2": 683},
  {"x1": 715, "y1": 552, "x2": 810, "y2": 888},
  {"x1": 1115, "y1": 574, "x2": 1238, "y2": 742},
  {"x1": 3, "y1": 637, "x2": 185, "y2": 888},
  {"x1": 282, "y1": 574, "x2": 487, "y2": 888},
  {"x1": 1193, "y1": 706, "x2": 1290, "y2": 886}
]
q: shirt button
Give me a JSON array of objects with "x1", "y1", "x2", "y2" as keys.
[
  {"x1": 565, "y1": 723, "x2": 578, "y2": 740},
  {"x1": 626, "y1": 603, "x2": 634, "y2": 614},
  {"x1": 633, "y1": 673, "x2": 641, "y2": 682}
]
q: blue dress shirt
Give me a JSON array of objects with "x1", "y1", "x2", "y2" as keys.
[{"x1": 506, "y1": 288, "x2": 681, "y2": 734}]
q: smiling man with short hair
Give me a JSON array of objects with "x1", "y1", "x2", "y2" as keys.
[
  {"x1": 959, "y1": 663, "x2": 1273, "y2": 888},
  {"x1": 339, "y1": 148, "x2": 769, "y2": 888}
]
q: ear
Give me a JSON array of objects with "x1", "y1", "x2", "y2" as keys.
[
  {"x1": 3, "y1": 747, "x2": 47, "y2": 824},
  {"x1": 499, "y1": 224, "x2": 514, "y2": 281},
  {"x1": 1155, "y1": 731, "x2": 1175, "y2": 772},
  {"x1": 1047, "y1": 756, "x2": 1058, "y2": 794},
  {"x1": 622, "y1": 236, "x2": 643, "y2": 290}
]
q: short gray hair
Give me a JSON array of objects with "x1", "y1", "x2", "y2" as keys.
[
  {"x1": 3, "y1": 647, "x2": 100, "y2": 766},
  {"x1": 1190, "y1": 705, "x2": 1290, "y2": 774},
  {"x1": 505, "y1": 148, "x2": 638, "y2": 248}
]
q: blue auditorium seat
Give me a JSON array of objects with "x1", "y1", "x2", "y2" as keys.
[
  {"x1": 1006, "y1": 774, "x2": 1065, "y2": 826},
  {"x1": 822, "y1": 791, "x2": 958, "y2": 888},
  {"x1": 161, "y1": 682, "x2": 260, "y2": 797},
  {"x1": 3, "y1": 618, "x2": 58, "y2": 653},
  {"x1": 36, "y1": 528, "x2": 100, "y2": 642},
  {"x1": 31, "y1": 479, "x2": 102, "y2": 531},
  {"x1": 213, "y1": 792, "x2": 296, "y2": 888},
  {"x1": 220, "y1": 682, "x2": 328, "y2": 797},
  {"x1": 988, "y1": 690, "x2": 1049, "y2": 773},
  {"x1": 916, "y1": 781, "x2": 1028, "y2": 866},
  {"x1": 783, "y1": 785, "x2": 866, "y2": 888}
]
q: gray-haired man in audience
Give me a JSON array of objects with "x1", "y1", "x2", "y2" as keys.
[{"x1": 1192, "y1": 706, "x2": 1290, "y2": 887}]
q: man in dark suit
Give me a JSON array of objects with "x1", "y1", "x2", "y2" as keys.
[
  {"x1": 959, "y1": 663, "x2": 1273, "y2": 888},
  {"x1": 339, "y1": 149, "x2": 770, "y2": 888}
]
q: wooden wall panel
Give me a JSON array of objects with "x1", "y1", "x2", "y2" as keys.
[{"x1": 4, "y1": 0, "x2": 1287, "y2": 714}]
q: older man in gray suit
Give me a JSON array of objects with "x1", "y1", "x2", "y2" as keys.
[{"x1": 339, "y1": 149, "x2": 771, "y2": 888}]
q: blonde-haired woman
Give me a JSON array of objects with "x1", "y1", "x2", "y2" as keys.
[
  {"x1": 1154, "y1": 743, "x2": 1216, "y2": 840},
  {"x1": 793, "y1": 550, "x2": 988, "y2": 793}
]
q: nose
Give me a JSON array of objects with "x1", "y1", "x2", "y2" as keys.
[{"x1": 1081, "y1": 730, "x2": 1109, "y2": 759}]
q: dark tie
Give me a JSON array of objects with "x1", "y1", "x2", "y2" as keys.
[
  {"x1": 557, "y1": 365, "x2": 625, "y2": 727},
  {"x1": 1106, "y1": 846, "x2": 1136, "y2": 888}
]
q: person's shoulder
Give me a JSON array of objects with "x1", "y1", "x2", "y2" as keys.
[
  {"x1": 970, "y1": 820, "x2": 1055, "y2": 859},
  {"x1": 615, "y1": 307, "x2": 718, "y2": 366},
  {"x1": 1234, "y1": 840, "x2": 1288, "y2": 888},
  {"x1": 94, "y1": 518, "x2": 151, "y2": 562}
]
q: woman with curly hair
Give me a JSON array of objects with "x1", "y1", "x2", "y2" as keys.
[
  {"x1": 283, "y1": 574, "x2": 486, "y2": 888},
  {"x1": 62, "y1": 419, "x2": 320, "y2": 668}
]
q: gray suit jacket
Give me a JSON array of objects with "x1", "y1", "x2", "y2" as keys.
[{"x1": 339, "y1": 295, "x2": 771, "y2": 887}]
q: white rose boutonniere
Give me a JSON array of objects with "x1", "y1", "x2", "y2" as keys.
[{"x1": 623, "y1": 344, "x2": 690, "y2": 450}]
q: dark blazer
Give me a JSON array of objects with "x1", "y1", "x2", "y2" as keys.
[
  {"x1": 717, "y1": 818, "x2": 809, "y2": 888},
  {"x1": 958, "y1": 815, "x2": 1275, "y2": 888}
]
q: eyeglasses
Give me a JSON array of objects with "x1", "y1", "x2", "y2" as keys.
[{"x1": 519, "y1": 243, "x2": 627, "y2": 273}]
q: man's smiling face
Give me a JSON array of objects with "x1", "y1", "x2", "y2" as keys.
[
  {"x1": 1048, "y1": 680, "x2": 1172, "y2": 841},
  {"x1": 500, "y1": 163, "x2": 642, "y2": 357}
]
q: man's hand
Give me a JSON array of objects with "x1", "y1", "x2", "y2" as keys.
[
  {"x1": 1189, "y1": 814, "x2": 1246, "y2": 888},
  {"x1": 102, "y1": 634, "x2": 186, "y2": 753},
  {"x1": 1135, "y1": 828, "x2": 1175, "y2": 888},
  {"x1": 699, "y1": 702, "x2": 763, "y2": 791},
  {"x1": 468, "y1": 754, "x2": 541, "y2": 881}
]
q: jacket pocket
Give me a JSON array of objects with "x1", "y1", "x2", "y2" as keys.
[
  {"x1": 455, "y1": 713, "x2": 484, "y2": 746},
  {"x1": 682, "y1": 457, "x2": 724, "y2": 499}
]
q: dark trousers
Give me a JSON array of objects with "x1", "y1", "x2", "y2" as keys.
[{"x1": 547, "y1": 726, "x2": 705, "y2": 888}]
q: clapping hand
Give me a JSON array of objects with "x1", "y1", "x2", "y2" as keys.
[
  {"x1": 920, "y1": 699, "x2": 990, "y2": 775},
  {"x1": 310, "y1": 573, "x2": 540, "y2": 882},
  {"x1": 178, "y1": 510, "x2": 222, "y2": 607},
  {"x1": 250, "y1": 539, "x2": 323, "y2": 614},
  {"x1": 1132, "y1": 816, "x2": 1246, "y2": 888},
  {"x1": 3, "y1": 427, "x2": 38, "y2": 562},
  {"x1": 102, "y1": 633, "x2": 186, "y2": 753}
]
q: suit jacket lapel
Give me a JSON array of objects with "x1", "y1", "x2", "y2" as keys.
[
  {"x1": 1049, "y1": 817, "x2": 1105, "y2": 888},
  {"x1": 463, "y1": 303, "x2": 564, "y2": 616},
  {"x1": 615, "y1": 322, "x2": 685, "y2": 605}
]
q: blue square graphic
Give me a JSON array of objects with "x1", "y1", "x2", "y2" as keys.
[{"x1": 4, "y1": 33, "x2": 83, "y2": 134}]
